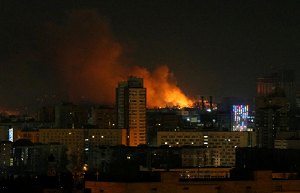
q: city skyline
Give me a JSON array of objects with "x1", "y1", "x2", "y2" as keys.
[{"x1": 1, "y1": 1, "x2": 299, "y2": 114}]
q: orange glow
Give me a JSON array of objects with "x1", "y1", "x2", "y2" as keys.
[
  {"x1": 130, "y1": 65, "x2": 193, "y2": 108},
  {"x1": 0, "y1": 110, "x2": 19, "y2": 116},
  {"x1": 83, "y1": 166, "x2": 88, "y2": 171},
  {"x1": 47, "y1": 10, "x2": 192, "y2": 108}
]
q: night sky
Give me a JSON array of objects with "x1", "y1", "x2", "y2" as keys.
[{"x1": 1, "y1": 0, "x2": 300, "y2": 114}]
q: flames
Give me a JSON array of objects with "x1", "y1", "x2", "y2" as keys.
[
  {"x1": 39, "y1": 10, "x2": 192, "y2": 108},
  {"x1": 130, "y1": 65, "x2": 193, "y2": 108}
]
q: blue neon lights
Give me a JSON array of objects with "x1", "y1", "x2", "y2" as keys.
[{"x1": 232, "y1": 105, "x2": 248, "y2": 131}]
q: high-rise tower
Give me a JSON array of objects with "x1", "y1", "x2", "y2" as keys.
[
  {"x1": 278, "y1": 69, "x2": 296, "y2": 107},
  {"x1": 257, "y1": 69, "x2": 295, "y2": 107},
  {"x1": 255, "y1": 91, "x2": 288, "y2": 148},
  {"x1": 116, "y1": 76, "x2": 146, "y2": 146},
  {"x1": 257, "y1": 73, "x2": 278, "y2": 97}
]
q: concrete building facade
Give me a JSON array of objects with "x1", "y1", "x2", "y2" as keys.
[
  {"x1": 90, "y1": 107, "x2": 116, "y2": 129},
  {"x1": 0, "y1": 141, "x2": 13, "y2": 168},
  {"x1": 85, "y1": 170, "x2": 300, "y2": 193},
  {"x1": 157, "y1": 131, "x2": 256, "y2": 167},
  {"x1": 116, "y1": 76, "x2": 146, "y2": 146},
  {"x1": 55, "y1": 102, "x2": 88, "y2": 129},
  {"x1": 258, "y1": 70, "x2": 296, "y2": 107},
  {"x1": 17, "y1": 130, "x2": 39, "y2": 143},
  {"x1": 255, "y1": 95, "x2": 289, "y2": 148},
  {"x1": 39, "y1": 128, "x2": 126, "y2": 155}
]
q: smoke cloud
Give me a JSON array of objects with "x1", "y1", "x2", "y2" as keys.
[
  {"x1": 41, "y1": 10, "x2": 192, "y2": 107},
  {"x1": 0, "y1": 9, "x2": 191, "y2": 113}
]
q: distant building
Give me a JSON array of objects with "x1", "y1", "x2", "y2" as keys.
[
  {"x1": 36, "y1": 106, "x2": 55, "y2": 122},
  {"x1": 296, "y1": 92, "x2": 300, "y2": 108},
  {"x1": 85, "y1": 170, "x2": 300, "y2": 193},
  {"x1": 231, "y1": 105, "x2": 249, "y2": 131},
  {"x1": 274, "y1": 139, "x2": 300, "y2": 149},
  {"x1": 217, "y1": 112, "x2": 231, "y2": 131},
  {"x1": 236, "y1": 147, "x2": 300, "y2": 173},
  {"x1": 176, "y1": 108, "x2": 200, "y2": 123},
  {"x1": 146, "y1": 111, "x2": 183, "y2": 146},
  {"x1": 116, "y1": 76, "x2": 146, "y2": 146},
  {"x1": 0, "y1": 141, "x2": 13, "y2": 179},
  {"x1": 12, "y1": 139, "x2": 35, "y2": 174},
  {"x1": 278, "y1": 69, "x2": 296, "y2": 107},
  {"x1": 258, "y1": 69, "x2": 296, "y2": 107},
  {"x1": 145, "y1": 167, "x2": 232, "y2": 179},
  {"x1": 90, "y1": 107, "x2": 116, "y2": 128},
  {"x1": 55, "y1": 102, "x2": 88, "y2": 129},
  {"x1": 0, "y1": 126, "x2": 9, "y2": 141},
  {"x1": 88, "y1": 145, "x2": 182, "y2": 174},
  {"x1": 276, "y1": 130, "x2": 300, "y2": 139},
  {"x1": 0, "y1": 141, "x2": 13, "y2": 167},
  {"x1": 255, "y1": 93, "x2": 289, "y2": 148},
  {"x1": 181, "y1": 147, "x2": 221, "y2": 167},
  {"x1": 17, "y1": 130, "x2": 39, "y2": 143},
  {"x1": 157, "y1": 131, "x2": 256, "y2": 167},
  {"x1": 274, "y1": 130, "x2": 300, "y2": 149},
  {"x1": 157, "y1": 131, "x2": 256, "y2": 148},
  {"x1": 246, "y1": 113, "x2": 255, "y2": 131},
  {"x1": 0, "y1": 126, "x2": 18, "y2": 142},
  {"x1": 39, "y1": 128, "x2": 126, "y2": 156},
  {"x1": 217, "y1": 97, "x2": 253, "y2": 132},
  {"x1": 34, "y1": 143, "x2": 69, "y2": 175},
  {"x1": 257, "y1": 73, "x2": 279, "y2": 97},
  {"x1": 9, "y1": 139, "x2": 69, "y2": 177}
]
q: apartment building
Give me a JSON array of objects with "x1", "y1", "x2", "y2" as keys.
[
  {"x1": 157, "y1": 131, "x2": 256, "y2": 167},
  {"x1": 39, "y1": 128, "x2": 126, "y2": 155},
  {"x1": 116, "y1": 76, "x2": 146, "y2": 146}
]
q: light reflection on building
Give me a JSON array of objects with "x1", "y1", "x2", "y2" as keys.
[{"x1": 232, "y1": 105, "x2": 248, "y2": 131}]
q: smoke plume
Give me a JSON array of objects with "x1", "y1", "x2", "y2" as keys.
[{"x1": 37, "y1": 10, "x2": 192, "y2": 108}]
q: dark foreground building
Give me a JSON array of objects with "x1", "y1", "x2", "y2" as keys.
[
  {"x1": 236, "y1": 147, "x2": 300, "y2": 173},
  {"x1": 85, "y1": 170, "x2": 300, "y2": 193}
]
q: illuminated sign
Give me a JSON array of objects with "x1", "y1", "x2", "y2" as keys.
[
  {"x1": 9, "y1": 128, "x2": 13, "y2": 142},
  {"x1": 232, "y1": 105, "x2": 248, "y2": 131}
]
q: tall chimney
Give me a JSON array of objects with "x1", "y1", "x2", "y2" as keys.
[
  {"x1": 210, "y1": 96, "x2": 212, "y2": 111},
  {"x1": 201, "y1": 96, "x2": 205, "y2": 110}
]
